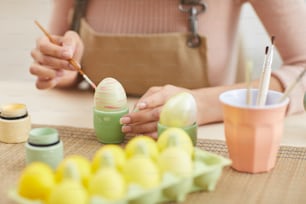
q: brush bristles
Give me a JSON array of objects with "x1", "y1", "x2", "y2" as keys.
[{"x1": 265, "y1": 46, "x2": 269, "y2": 54}]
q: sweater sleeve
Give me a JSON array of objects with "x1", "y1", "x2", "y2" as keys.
[{"x1": 250, "y1": 0, "x2": 306, "y2": 115}]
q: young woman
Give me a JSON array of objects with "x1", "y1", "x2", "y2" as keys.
[{"x1": 30, "y1": 0, "x2": 306, "y2": 137}]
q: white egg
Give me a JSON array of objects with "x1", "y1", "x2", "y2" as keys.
[
  {"x1": 94, "y1": 77, "x2": 127, "y2": 111},
  {"x1": 159, "y1": 92, "x2": 197, "y2": 127}
]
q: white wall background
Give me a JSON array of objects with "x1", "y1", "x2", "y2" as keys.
[
  {"x1": 239, "y1": 3, "x2": 282, "y2": 79},
  {"x1": 0, "y1": 0, "x2": 51, "y2": 81}
]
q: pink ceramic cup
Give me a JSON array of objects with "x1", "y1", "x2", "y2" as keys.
[{"x1": 219, "y1": 89, "x2": 289, "y2": 173}]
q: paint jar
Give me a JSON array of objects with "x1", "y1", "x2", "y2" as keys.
[
  {"x1": 0, "y1": 103, "x2": 31, "y2": 143},
  {"x1": 25, "y1": 127, "x2": 63, "y2": 169}
]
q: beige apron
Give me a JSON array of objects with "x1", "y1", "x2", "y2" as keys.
[{"x1": 74, "y1": 1, "x2": 209, "y2": 96}]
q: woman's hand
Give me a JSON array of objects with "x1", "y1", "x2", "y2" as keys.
[
  {"x1": 120, "y1": 85, "x2": 191, "y2": 138},
  {"x1": 30, "y1": 31, "x2": 84, "y2": 89}
]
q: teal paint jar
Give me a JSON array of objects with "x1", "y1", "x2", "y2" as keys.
[{"x1": 25, "y1": 127, "x2": 63, "y2": 169}]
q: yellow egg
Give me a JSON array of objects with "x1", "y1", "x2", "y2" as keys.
[
  {"x1": 18, "y1": 162, "x2": 55, "y2": 200},
  {"x1": 158, "y1": 147, "x2": 193, "y2": 178},
  {"x1": 47, "y1": 179, "x2": 88, "y2": 204},
  {"x1": 94, "y1": 77, "x2": 127, "y2": 111},
  {"x1": 158, "y1": 147, "x2": 194, "y2": 200},
  {"x1": 125, "y1": 135, "x2": 159, "y2": 161},
  {"x1": 88, "y1": 167, "x2": 126, "y2": 201},
  {"x1": 123, "y1": 155, "x2": 160, "y2": 189},
  {"x1": 92, "y1": 145, "x2": 126, "y2": 173},
  {"x1": 55, "y1": 155, "x2": 91, "y2": 187},
  {"x1": 159, "y1": 92, "x2": 197, "y2": 127},
  {"x1": 48, "y1": 160, "x2": 88, "y2": 204},
  {"x1": 157, "y1": 127, "x2": 194, "y2": 156}
]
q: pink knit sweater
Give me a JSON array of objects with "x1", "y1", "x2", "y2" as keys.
[{"x1": 51, "y1": 0, "x2": 306, "y2": 114}]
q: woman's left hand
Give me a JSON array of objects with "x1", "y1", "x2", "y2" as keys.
[{"x1": 120, "y1": 85, "x2": 191, "y2": 138}]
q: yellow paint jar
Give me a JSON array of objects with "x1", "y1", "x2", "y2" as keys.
[{"x1": 0, "y1": 103, "x2": 31, "y2": 143}]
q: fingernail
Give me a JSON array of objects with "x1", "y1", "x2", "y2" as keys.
[
  {"x1": 137, "y1": 102, "x2": 147, "y2": 109},
  {"x1": 120, "y1": 117, "x2": 131, "y2": 124},
  {"x1": 122, "y1": 125, "x2": 132, "y2": 133}
]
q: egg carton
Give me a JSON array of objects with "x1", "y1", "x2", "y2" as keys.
[{"x1": 9, "y1": 148, "x2": 231, "y2": 204}]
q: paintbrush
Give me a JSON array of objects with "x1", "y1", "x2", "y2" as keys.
[
  {"x1": 34, "y1": 20, "x2": 96, "y2": 90},
  {"x1": 256, "y1": 36, "x2": 275, "y2": 106},
  {"x1": 256, "y1": 46, "x2": 269, "y2": 106},
  {"x1": 245, "y1": 60, "x2": 253, "y2": 105},
  {"x1": 278, "y1": 68, "x2": 306, "y2": 102}
]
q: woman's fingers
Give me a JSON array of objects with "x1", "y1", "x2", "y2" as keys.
[
  {"x1": 121, "y1": 108, "x2": 160, "y2": 135},
  {"x1": 29, "y1": 31, "x2": 83, "y2": 89},
  {"x1": 31, "y1": 48, "x2": 72, "y2": 70},
  {"x1": 62, "y1": 31, "x2": 84, "y2": 60},
  {"x1": 121, "y1": 85, "x2": 191, "y2": 136},
  {"x1": 29, "y1": 62, "x2": 57, "y2": 79},
  {"x1": 33, "y1": 31, "x2": 83, "y2": 69},
  {"x1": 121, "y1": 108, "x2": 160, "y2": 125},
  {"x1": 135, "y1": 85, "x2": 187, "y2": 110},
  {"x1": 30, "y1": 62, "x2": 65, "y2": 89},
  {"x1": 134, "y1": 86, "x2": 168, "y2": 110},
  {"x1": 35, "y1": 77, "x2": 59, "y2": 89},
  {"x1": 36, "y1": 36, "x2": 68, "y2": 59},
  {"x1": 122, "y1": 121, "x2": 158, "y2": 137}
]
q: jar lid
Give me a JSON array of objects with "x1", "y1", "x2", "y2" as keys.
[
  {"x1": 28, "y1": 128, "x2": 59, "y2": 146},
  {"x1": 0, "y1": 103, "x2": 27, "y2": 118}
]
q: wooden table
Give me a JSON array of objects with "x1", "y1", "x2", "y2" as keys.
[{"x1": 1, "y1": 81, "x2": 305, "y2": 146}]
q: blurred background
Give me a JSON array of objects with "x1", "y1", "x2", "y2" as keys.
[
  {"x1": 0, "y1": 0, "x2": 51, "y2": 81},
  {"x1": 0, "y1": 1, "x2": 282, "y2": 82}
]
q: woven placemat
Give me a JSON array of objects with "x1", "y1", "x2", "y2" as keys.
[{"x1": 1, "y1": 125, "x2": 306, "y2": 204}]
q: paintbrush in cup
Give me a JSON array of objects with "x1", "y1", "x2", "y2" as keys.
[
  {"x1": 245, "y1": 60, "x2": 253, "y2": 105},
  {"x1": 34, "y1": 20, "x2": 97, "y2": 90},
  {"x1": 256, "y1": 36, "x2": 275, "y2": 106},
  {"x1": 278, "y1": 68, "x2": 306, "y2": 103}
]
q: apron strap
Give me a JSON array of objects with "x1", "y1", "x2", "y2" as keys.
[
  {"x1": 179, "y1": 0, "x2": 207, "y2": 48},
  {"x1": 70, "y1": 0, "x2": 88, "y2": 32}
]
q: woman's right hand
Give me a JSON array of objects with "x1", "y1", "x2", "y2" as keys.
[{"x1": 30, "y1": 30, "x2": 84, "y2": 89}]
